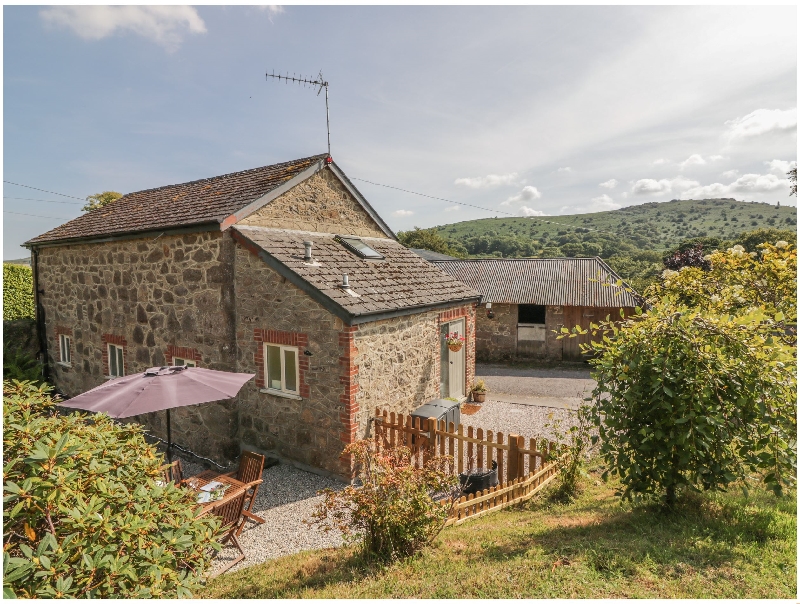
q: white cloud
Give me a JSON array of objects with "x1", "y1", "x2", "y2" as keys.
[
  {"x1": 500, "y1": 185, "x2": 542, "y2": 207},
  {"x1": 599, "y1": 179, "x2": 618, "y2": 189},
  {"x1": 652, "y1": 158, "x2": 670, "y2": 165},
  {"x1": 709, "y1": 155, "x2": 725, "y2": 161},
  {"x1": 258, "y1": 6, "x2": 285, "y2": 23},
  {"x1": 725, "y1": 108, "x2": 797, "y2": 140},
  {"x1": 392, "y1": 209, "x2": 414, "y2": 217},
  {"x1": 679, "y1": 154, "x2": 706, "y2": 169},
  {"x1": 444, "y1": 205, "x2": 460, "y2": 212},
  {"x1": 722, "y1": 169, "x2": 739, "y2": 179},
  {"x1": 632, "y1": 176, "x2": 699, "y2": 196},
  {"x1": 519, "y1": 206, "x2": 547, "y2": 217},
  {"x1": 39, "y1": 6, "x2": 206, "y2": 51},
  {"x1": 557, "y1": 166, "x2": 573, "y2": 173},
  {"x1": 681, "y1": 173, "x2": 790, "y2": 199},
  {"x1": 765, "y1": 159, "x2": 797, "y2": 175},
  {"x1": 454, "y1": 172, "x2": 520, "y2": 188},
  {"x1": 590, "y1": 194, "x2": 621, "y2": 211}
]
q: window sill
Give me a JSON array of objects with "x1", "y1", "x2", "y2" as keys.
[
  {"x1": 260, "y1": 388, "x2": 302, "y2": 400},
  {"x1": 56, "y1": 361, "x2": 72, "y2": 368}
]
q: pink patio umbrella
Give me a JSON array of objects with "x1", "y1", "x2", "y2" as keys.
[{"x1": 59, "y1": 366, "x2": 254, "y2": 461}]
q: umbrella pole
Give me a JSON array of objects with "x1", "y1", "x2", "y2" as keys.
[{"x1": 166, "y1": 408, "x2": 172, "y2": 463}]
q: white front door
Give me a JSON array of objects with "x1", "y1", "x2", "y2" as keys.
[{"x1": 440, "y1": 319, "x2": 466, "y2": 399}]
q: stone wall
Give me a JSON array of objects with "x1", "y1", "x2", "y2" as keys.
[
  {"x1": 35, "y1": 230, "x2": 240, "y2": 462},
  {"x1": 353, "y1": 303, "x2": 477, "y2": 436},
  {"x1": 233, "y1": 242, "x2": 351, "y2": 476},
  {"x1": 239, "y1": 169, "x2": 388, "y2": 238},
  {"x1": 475, "y1": 303, "x2": 517, "y2": 361}
]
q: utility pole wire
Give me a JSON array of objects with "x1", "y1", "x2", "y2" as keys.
[
  {"x1": 3, "y1": 180, "x2": 86, "y2": 201},
  {"x1": 4, "y1": 196, "x2": 84, "y2": 205},
  {"x1": 4, "y1": 210, "x2": 72, "y2": 220},
  {"x1": 351, "y1": 176, "x2": 621, "y2": 238}
]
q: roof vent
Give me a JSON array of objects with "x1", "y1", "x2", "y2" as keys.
[
  {"x1": 340, "y1": 274, "x2": 361, "y2": 298},
  {"x1": 303, "y1": 241, "x2": 313, "y2": 262},
  {"x1": 341, "y1": 274, "x2": 350, "y2": 289}
]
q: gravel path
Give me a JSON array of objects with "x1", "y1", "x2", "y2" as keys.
[
  {"x1": 461, "y1": 400, "x2": 577, "y2": 444},
  {"x1": 177, "y1": 456, "x2": 345, "y2": 573}
]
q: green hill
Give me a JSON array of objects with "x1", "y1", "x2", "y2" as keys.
[
  {"x1": 436, "y1": 198, "x2": 796, "y2": 253},
  {"x1": 405, "y1": 198, "x2": 796, "y2": 293}
]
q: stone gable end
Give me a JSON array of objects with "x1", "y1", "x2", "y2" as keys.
[{"x1": 238, "y1": 169, "x2": 388, "y2": 238}]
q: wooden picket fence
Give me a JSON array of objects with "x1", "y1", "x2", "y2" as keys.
[{"x1": 372, "y1": 407, "x2": 564, "y2": 526}]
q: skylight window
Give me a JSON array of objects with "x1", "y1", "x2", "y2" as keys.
[{"x1": 336, "y1": 236, "x2": 384, "y2": 259}]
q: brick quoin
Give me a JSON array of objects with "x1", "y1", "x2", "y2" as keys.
[
  {"x1": 165, "y1": 345, "x2": 203, "y2": 366},
  {"x1": 253, "y1": 328, "x2": 310, "y2": 397},
  {"x1": 101, "y1": 333, "x2": 128, "y2": 377},
  {"x1": 54, "y1": 326, "x2": 74, "y2": 363},
  {"x1": 338, "y1": 325, "x2": 360, "y2": 471}
]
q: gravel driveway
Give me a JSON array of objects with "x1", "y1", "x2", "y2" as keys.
[
  {"x1": 476, "y1": 362, "x2": 596, "y2": 399},
  {"x1": 178, "y1": 456, "x2": 345, "y2": 574}
]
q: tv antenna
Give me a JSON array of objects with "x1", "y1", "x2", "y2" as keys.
[{"x1": 266, "y1": 70, "x2": 331, "y2": 156}]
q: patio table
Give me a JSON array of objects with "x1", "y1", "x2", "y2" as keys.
[{"x1": 184, "y1": 470, "x2": 248, "y2": 517}]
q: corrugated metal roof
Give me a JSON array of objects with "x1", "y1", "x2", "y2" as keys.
[{"x1": 432, "y1": 257, "x2": 639, "y2": 307}]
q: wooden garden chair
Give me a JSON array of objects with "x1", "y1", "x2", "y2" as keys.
[
  {"x1": 223, "y1": 450, "x2": 265, "y2": 535},
  {"x1": 207, "y1": 490, "x2": 247, "y2": 577},
  {"x1": 162, "y1": 459, "x2": 183, "y2": 484}
]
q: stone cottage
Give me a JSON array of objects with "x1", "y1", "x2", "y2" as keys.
[
  {"x1": 25, "y1": 154, "x2": 480, "y2": 477},
  {"x1": 432, "y1": 257, "x2": 638, "y2": 362}
]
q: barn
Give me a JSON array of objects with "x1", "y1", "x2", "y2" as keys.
[{"x1": 432, "y1": 257, "x2": 640, "y2": 362}]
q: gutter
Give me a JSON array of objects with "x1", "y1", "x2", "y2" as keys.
[{"x1": 24, "y1": 222, "x2": 220, "y2": 250}]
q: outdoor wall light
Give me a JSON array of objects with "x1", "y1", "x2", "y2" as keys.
[{"x1": 304, "y1": 350, "x2": 313, "y2": 356}]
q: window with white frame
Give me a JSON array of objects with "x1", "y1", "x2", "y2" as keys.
[
  {"x1": 264, "y1": 344, "x2": 299, "y2": 394},
  {"x1": 173, "y1": 357, "x2": 196, "y2": 368},
  {"x1": 59, "y1": 334, "x2": 71, "y2": 365},
  {"x1": 108, "y1": 343, "x2": 124, "y2": 377}
]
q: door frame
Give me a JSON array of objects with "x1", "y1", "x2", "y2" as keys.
[{"x1": 440, "y1": 318, "x2": 466, "y2": 399}]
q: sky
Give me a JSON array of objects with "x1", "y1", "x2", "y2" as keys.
[{"x1": 3, "y1": 5, "x2": 797, "y2": 259}]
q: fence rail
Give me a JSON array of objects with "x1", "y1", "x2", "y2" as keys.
[{"x1": 372, "y1": 407, "x2": 563, "y2": 525}]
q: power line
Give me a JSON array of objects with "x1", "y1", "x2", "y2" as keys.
[
  {"x1": 351, "y1": 176, "x2": 621, "y2": 238},
  {"x1": 3, "y1": 180, "x2": 86, "y2": 201},
  {"x1": 4, "y1": 196, "x2": 84, "y2": 205},
  {"x1": 4, "y1": 210, "x2": 72, "y2": 220}
]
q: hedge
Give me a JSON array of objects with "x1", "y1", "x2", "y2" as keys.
[{"x1": 3, "y1": 264, "x2": 35, "y2": 321}]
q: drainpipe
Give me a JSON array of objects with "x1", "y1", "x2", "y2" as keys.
[{"x1": 31, "y1": 246, "x2": 50, "y2": 382}]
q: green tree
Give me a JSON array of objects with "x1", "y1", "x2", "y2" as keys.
[
  {"x1": 82, "y1": 191, "x2": 123, "y2": 213},
  {"x1": 732, "y1": 228, "x2": 796, "y2": 253},
  {"x1": 3, "y1": 381, "x2": 222, "y2": 597},
  {"x1": 568, "y1": 242, "x2": 797, "y2": 505},
  {"x1": 397, "y1": 227, "x2": 466, "y2": 258}
]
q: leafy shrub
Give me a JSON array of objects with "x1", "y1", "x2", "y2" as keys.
[
  {"x1": 3, "y1": 264, "x2": 34, "y2": 321},
  {"x1": 2, "y1": 349, "x2": 43, "y2": 384},
  {"x1": 309, "y1": 440, "x2": 457, "y2": 562},
  {"x1": 546, "y1": 405, "x2": 594, "y2": 502},
  {"x1": 570, "y1": 242, "x2": 797, "y2": 504},
  {"x1": 663, "y1": 244, "x2": 711, "y2": 271},
  {"x1": 2, "y1": 381, "x2": 222, "y2": 598}
]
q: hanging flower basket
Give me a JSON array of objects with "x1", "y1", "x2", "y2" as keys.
[{"x1": 445, "y1": 332, "x2": 465, "y2": 352}]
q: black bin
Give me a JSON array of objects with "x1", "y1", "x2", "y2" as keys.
[{"x1": 410, "y1": 398, "x2": 461, "y2": 429}]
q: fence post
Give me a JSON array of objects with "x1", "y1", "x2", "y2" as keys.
[
  {"x1": 426, "y1": 417, "x2": 438, "y2": 463},
  {"x1": 508, "y1": 433, "x2": 520, "y2": 481}
]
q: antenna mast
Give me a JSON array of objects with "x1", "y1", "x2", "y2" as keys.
[{"x1": 266, "y1": 70, "x2": 331, "y2": 156}]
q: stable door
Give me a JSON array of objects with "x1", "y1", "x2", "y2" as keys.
[{"x1": 440, "y1": 318, "x2": 466, "y2": 399}]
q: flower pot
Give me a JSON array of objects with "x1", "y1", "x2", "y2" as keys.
[
  {"x1": 448, "y1": 342, "x2": 463, "y2": 352},
  {"x1": 472, "y1": 391, "x2": 486, "y2": 403}
]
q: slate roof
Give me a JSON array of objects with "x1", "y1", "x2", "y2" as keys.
[
  {"x1": 432, "y1": 257, "x2": 640, "y2": 307},
  {"x1": 27, "y1": 154, "x2": 329, "y2": 245},
  {"x1": 232, "y1": 226, "x2": 481, "y2": 319}
]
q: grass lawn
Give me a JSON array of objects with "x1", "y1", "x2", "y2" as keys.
[{"x1": 203, "y1": 467, "x2": 797, "y2": 598}]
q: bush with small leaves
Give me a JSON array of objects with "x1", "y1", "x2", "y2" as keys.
[
  {"x1": 3, "y1": 264, "x2": 34, "y2": 321},
  {"x1": 309, "y1": 440, "x2": 458, "y2": 562},
  {"x1": 2, "y1": 380, "x2": 222, "y2": 598}
]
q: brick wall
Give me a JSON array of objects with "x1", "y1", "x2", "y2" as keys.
[{"x1": 165, "y1": 345, "x2": 203, "y2": 366}]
